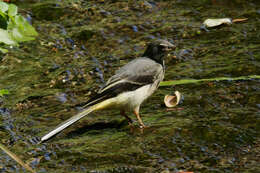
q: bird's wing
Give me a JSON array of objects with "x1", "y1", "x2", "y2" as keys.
[
  {"x1": 84, "y1": 57, "x2": 163, "y2": 107},
  {"x1": 41, "y1": 58, "x2": 163, "y2": 141}
]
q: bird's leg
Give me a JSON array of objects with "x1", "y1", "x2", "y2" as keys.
[
  {"x1": 120, "y1": 110, "x2": 133, "y2": 125},
  {"x1": 120, "y1": 110, "x2": 135, "y2": 132},
  {"x1": 133, "y1": 108, "x2": 146, "y2": 128}
]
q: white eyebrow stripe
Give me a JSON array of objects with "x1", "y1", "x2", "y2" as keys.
[{"x1": 160, "y1": 43, "x2": 169, "y2": 46}]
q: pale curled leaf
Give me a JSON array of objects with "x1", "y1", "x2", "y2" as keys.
[
  {"x1": 203, "y1": 18, "x2": 232, "y2": 28},
  {"x1": 164, "y1": 91, "x2": 182, "y2": 108}
]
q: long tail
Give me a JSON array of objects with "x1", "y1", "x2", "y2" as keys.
[
  {"x1": 40, "y1": 96, "x2": 115, "y2": 142},
  {"x1": 40, "y1": 106, "x2": 95, "y2": 142}
]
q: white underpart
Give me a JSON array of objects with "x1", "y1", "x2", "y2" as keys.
[
  {"x1": 109, "y1": 80, "x2": 160, "y2": 112},
  {"x1": 115, "y1": 84, "x2": 152, "y2": 110}
]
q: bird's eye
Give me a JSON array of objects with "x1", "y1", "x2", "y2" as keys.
[
  {"x1": 159, "y1": 45, "x2": 166, "y2": 49},
  {"x1": 159, "y1": 45, "x2": 169, "y2": 51}
]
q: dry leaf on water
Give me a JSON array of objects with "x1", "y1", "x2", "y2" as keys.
[
  {"x1": 164, "y1": 91, "x2": 182, "y2": 108},
  {"x1": 203, "y1": 18, "x2": 248, "y2": 28},
  {"x1": 203, "y1": 18, "x2": 232, "y2": 28}
]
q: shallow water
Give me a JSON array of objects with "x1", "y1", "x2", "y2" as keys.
[{"x1": 0, "y1": 0, "x2": 259, "y2": 172}]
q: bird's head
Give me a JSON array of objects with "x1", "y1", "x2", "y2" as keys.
[{"x1": 143, "y1": 39, "x2": 175, "y2": 66}]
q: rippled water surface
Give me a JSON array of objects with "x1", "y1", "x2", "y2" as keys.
[{"x1": 0, "y1": 0, "x2": 259, "y2": 172}]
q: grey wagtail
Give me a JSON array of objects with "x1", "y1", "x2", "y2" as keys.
[{"x1": 41, "y1": 39, "x2": 175, "y2": 142}]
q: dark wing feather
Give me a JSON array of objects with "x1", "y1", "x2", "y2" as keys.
[
  {"x1": 106, "y1": 57, "x2": 162, "y2": 85},
  {"x1": 84, "y1": 81, "x2": 147, "y2": 107},
  {"x1": 83, "y1": 57, "x2": 163, "y2": 107}
]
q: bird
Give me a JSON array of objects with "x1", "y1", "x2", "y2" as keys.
[{"x1": 41, "y1": 39, "x2": 175, "y2": 142}]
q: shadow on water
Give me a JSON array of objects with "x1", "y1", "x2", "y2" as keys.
[
  {"x1": 66, "y1": 120, "x2": 128, "y2": 137},
  {"x1": 0, "y1": 0, "x2": 260, "y2": 172}
]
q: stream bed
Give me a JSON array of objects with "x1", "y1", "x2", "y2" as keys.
[{"x1": 0, "y1": 0, "x2": 259, "y2": 172}]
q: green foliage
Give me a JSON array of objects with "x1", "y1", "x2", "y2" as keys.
[
  {"x1": 0, "y1": 1, "x2": 38, "y2": 53},
  {"x1": 0, "y1": 89, "x2": 9, "y2": 96},
  {"x1": 160, "y1": 75, "x2": 260, "y2": 86}
]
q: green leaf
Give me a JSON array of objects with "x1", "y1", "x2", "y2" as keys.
[
  {"x1": 160, "y1": 75, "x2": 260, "y2": 87},
  {"x1": 0, "y1": 2, "x2": 9, "y2": 13},
  {"x1": 14, "y1": 15, "x2": 38, "y2": 37},
  {"x1": 0, "y1": 89, "x2": 9, "y2": 96},
  {"x1": 6, "y1": 17, "x2": 15, "y2": 30},
  {"x1": 0, "y1": 3, "x2": 37, "y2": 48},
  {"x1": 0, "y1": 47, "x2": 8, "y2": 53},
  {"x1": 0, "y1": 28, "x2": 16, "y2": 45},
  {"x1": 8, "y1": 4, "x2": 17, "y2": 17},
  {"x1": 11, "y1": 27, "x2": 35, "y2": 42}
]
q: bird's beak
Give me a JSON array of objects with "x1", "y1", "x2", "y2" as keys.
[{"x1": 160, "y1": 40, "x2": 176, "y2": 51}]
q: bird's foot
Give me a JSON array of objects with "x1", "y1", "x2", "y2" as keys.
[
  {"x1": 139, "y1": 124, "x2": 147, "y2": 129},
  {"x1": 139, "y1": 124, "x2": 148, "y2": 134}
]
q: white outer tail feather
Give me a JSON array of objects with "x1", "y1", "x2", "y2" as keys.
[
  {"x1": 41, "y1": 97, "x2": 115, "y2": 142},
  {"x1": 41, "y1": 106, "x2": 94, "y2": 142}
]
